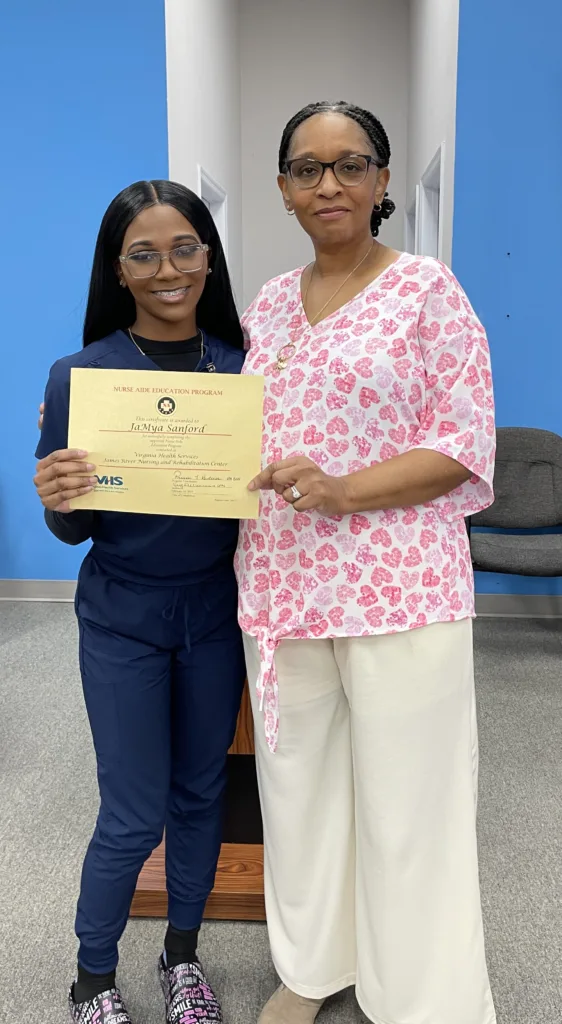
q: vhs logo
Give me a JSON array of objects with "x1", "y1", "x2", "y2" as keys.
[{"x1": 95, "y1": 475, "x2": 124, "y2": 486}]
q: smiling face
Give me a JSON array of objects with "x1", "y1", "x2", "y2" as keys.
[
  {"x1": 118, "y1": 203, "x2": 210, "y2": 336},
  {"x1": 279, "y1": 111, "x2": 390, "y2": 249}
]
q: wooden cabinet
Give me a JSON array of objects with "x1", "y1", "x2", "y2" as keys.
[
  {"x1": 228, "y1": 678, "x2": 255, "y2": 755},
  {"x1": 130, "y1": 684, "x2": 266, "y2": 921}
]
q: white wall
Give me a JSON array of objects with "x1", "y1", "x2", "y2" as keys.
[
  {"x1": 407, "y1": 0, "x2": 460, "y2": 266},
  {"x1": 164, "y1": 0, "x2": 243, "y2": 303},
  {"x1": 164, "y1": 1, "x2": 458, "y2": 308},
  {"x1": 240, "y1": 0, "x2": 410, "y2": 308}
]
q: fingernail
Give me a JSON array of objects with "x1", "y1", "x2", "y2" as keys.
[
  {"x1": 86, "y1": 463, "x2": 95, "y2": 470},
  {"x1": 248, "y1": 482, "x2": 255, "y2": 491},
  {"x1": 89, "y1": 477, "x2": 97, "y2": 485},
  {"x1": 77, "y1": 450, "x2": 88, "y2": 457}
]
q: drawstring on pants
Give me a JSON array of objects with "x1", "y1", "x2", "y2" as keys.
[{"x1": 162, "y1": 588, "x2": 191, "y2": 655}]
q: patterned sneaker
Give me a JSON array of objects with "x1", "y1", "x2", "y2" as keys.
[
  {"x1": 68, "y1": 984, "x2": 133, "y2": 1023},
  {"x1": 158, "y1": 956, "x2": 222, "y2": 1022}
]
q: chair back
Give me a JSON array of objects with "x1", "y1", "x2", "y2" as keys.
[{"x1": 471, "y1": 427, "x2": 562, "y2": 529}]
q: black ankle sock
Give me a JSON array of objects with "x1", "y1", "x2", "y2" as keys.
[
  {"x1": 164, "y1": 923, "x2": 200, "y2": 968},
  {"x1": 73, "y1": 965, "x2": 116, "y2": 1004}
]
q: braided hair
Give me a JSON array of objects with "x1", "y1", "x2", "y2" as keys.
[{"x1": 279, "y1": 101, "x2": 396, "y2": 237}]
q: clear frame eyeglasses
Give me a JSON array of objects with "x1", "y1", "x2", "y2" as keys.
[
  {"x1": 284, "y1": 154, "x2": 379, "y2": 190},
  {"x1": 119, "y1": 243, "x2": 210, "y2": 279}
]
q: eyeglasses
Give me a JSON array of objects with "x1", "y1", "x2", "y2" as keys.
[
  {"x1": 284, "y1": 154, "x2": 379, "y2": 190},
  {"x1": 119, "y1": 243, "x2": 210, "y2": 279}
]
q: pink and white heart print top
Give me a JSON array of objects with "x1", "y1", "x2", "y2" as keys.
[{"x1": 235, "y1": 253, "x2": 495, "y2": 751}]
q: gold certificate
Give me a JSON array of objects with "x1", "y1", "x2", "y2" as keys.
[{"x1": 68, "y1": 368, "x2": 264, "y2": 518}]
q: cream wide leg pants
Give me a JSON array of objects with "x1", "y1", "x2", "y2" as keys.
[{"x1": 244, "y1": 619, "x2": 496, "y2": 1024}]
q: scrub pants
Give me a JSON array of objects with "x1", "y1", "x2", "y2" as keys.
[
  {"x1": 74, "y1": 554, "x2": 246, "y2": 974},
  {"x1": 244, "y1": 619, "x2": 496, "y2": 1024}
]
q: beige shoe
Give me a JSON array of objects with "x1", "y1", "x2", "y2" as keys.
[{"x1": 258, "y1": 983, "x2": 325, "y2": 1024}]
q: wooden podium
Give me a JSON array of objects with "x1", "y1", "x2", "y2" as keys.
[{"x1": 130, "y1": 684, "x2": 266, "y2": 921}]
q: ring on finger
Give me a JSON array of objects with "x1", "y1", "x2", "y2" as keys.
[{"x1": 290, "y1": 484, "x2": 302, "y2": 502}]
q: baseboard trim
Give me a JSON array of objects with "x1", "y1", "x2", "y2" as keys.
[
  {"x1": 0, "y1": 579, "x2": 76, "y2": 602},
  {"x1": 475, "y1": 593, "x2": 562, "y2": 617},
  {"x1": 1, "y1": 580, "x2": 561, "y2": 617}
]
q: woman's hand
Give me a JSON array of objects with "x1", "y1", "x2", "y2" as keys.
[
  {"x1": 248, "y1": 456, "x2": 351, "y2": 516},
  {"x1": 249, "y1": 450, "x2": 472, "y2": 517},
  {"x1": 38, "y1": 402, "x2": 44, "y2": 430},
  {"x1": 34, "y1": 449, "x2": 96, "y2": 513}
]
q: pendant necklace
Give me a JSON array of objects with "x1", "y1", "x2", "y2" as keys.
[
  {"x1": 275, "y1": 241, "x2": 374, "y2": 371},
  {"x1": 128, "y1": 327, "x2": 204, "y2": 362}
]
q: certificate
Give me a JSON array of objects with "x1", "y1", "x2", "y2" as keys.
[{"x1": 68, "y1": 368, "x2": 264, "y2": 518}]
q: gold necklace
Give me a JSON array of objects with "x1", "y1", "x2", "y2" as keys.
[
  {"x1": 275, "y1": 241, "x2": 374, "y2": 371},
  {"x1": 128, "y1": 327, "x2": 203, "y2": 362}
]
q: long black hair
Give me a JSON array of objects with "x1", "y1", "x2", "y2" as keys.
[
  {"x1": 279, "y1": 101, "x2": 396, "y2": 237},
  {"x1": 83, "y1": 180, "x2": 243, "y2": 348}
]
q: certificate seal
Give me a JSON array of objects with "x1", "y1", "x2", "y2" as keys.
[{"x1": 157, "y1": 396, "x2": 176, "y2": 416}]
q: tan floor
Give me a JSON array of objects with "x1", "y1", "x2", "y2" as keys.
[{"x1": 0, "y1": 603, "x2": 560, "y2": 1023}]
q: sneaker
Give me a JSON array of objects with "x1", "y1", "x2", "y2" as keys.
[
  {"x1": 158, "y1": 956, "x2": 222, "y2": 1022},
  {"x1": 68, "y1": 984, "x2": 133, "y2": 1023}
]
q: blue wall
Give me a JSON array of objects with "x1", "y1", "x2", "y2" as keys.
[
  {"x1": 454, "y1": 0, "x2": 562, "y2": 595},
  {"x1": 0, "y1": 1, "x2": 168, "y2": 581}
]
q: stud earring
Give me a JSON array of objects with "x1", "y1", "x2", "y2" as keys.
[
  {"x1": 119, "y1": 278, "x2": 127, "y2": 288},
  {"x1": 207, "y1": 268, "x2": 212, "y2": 275}
]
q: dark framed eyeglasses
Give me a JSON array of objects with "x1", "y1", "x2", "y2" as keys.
[
  {"x1": 119, "y1": 243, "x2": 210, "y2": 279},
  {"x1": 284, "y1": 154, "x2": 380, "y2": 190}
]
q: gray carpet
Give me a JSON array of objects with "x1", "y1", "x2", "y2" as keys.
[{"x1": 0, "y1": 603, "x2": 560, "y2": 1023}]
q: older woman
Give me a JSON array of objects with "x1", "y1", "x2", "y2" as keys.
[{"x1": 237, "y1": 102, "x2": 496, "y2": 1024}]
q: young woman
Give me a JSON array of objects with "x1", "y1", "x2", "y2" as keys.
[
  {"x1": 238, "y1": 102, "x2": 497, "y2": 1024},
  {"x1": 34, "y1": 180, "x2": 246, "y2": 1024}
]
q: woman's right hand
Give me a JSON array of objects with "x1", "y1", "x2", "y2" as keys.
[{"x1": 34, "y1": 449, "x2": 96, "y2": 513}]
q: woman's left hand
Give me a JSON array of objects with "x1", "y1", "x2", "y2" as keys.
[{"x1": 248, "y1": 457, "x2": 351, "y2": 516}]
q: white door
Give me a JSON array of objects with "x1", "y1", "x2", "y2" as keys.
[
  {"x1": 404, "y1": 185, "x2": 420, "y2": 255},
  {"x1": 417, "y1": 144, "x2": 445, "y2": 259},
  {"x1": 198, "y1": 166, "x2": 228, "y2": 256}
]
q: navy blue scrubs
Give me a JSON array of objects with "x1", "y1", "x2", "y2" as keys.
[{"x1": 37, "y1": 330, "x2": 246, "y2": 974}]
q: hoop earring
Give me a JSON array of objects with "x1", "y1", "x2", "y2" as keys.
[
  {"x1": 373, "y1": 203, "x2": 382, "y2": 213},
  {"x1": 119, "y1": 278, "x2": 127, "y2": 288},
  {"x1": 285, "y1": 206, "x2": 295, "y2": 216}
]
